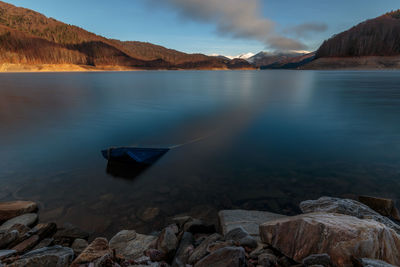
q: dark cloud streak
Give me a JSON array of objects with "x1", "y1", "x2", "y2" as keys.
[{"x1": 150, "y1": 0, "x2": 311, "y2": 51}]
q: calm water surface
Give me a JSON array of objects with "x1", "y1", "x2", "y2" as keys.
[{"x1": 1, "y1": 70, "x2": 400, "y2": 237}]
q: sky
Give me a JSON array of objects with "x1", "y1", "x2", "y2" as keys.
[{"x1": 5, "y1": 0, "x2": 400, "y2": 56}]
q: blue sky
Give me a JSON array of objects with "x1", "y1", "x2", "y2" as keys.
[{"x1": 5, "y1": 0, "x2": 400, "y2": 56}]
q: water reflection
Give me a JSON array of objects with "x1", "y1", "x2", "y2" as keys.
[{"x1": 0, "y1": 70, "x2": 400, "y2": 238}]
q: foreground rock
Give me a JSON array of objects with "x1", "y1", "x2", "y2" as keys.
[
  {"x1": 354, "y1": 258, "x2": 397, "y2": 267},
  {"x1": 194, "y1": 246, "x2": 246, "y2": 267},
  {"x1": 300, "y1": 197, "x2": 400, "y2": 234},
  {"x1": 0, "y1": 201, "x2": 37, "y2": 222},
  {"x1": 7, "y1": 246, "x2": 73, "y2": 267},
  {"x1": 260, "y1": 212, "x2": 400, "y2": 266},
  {"x1": 109, "y1": 230, "x2": 157, "y2": 260},
  {"x1": 358, "y1": 196, "x2": 400, "y2": 221},
  {"x1": 71, "y1": 237, "x2": 111, "y2": 266},
  {"x1": 0, "y1": 213, "x2": 38, "y2": 231},
  {"x1": 218, "y1": 210, "x2": 286, "y2": 240}
]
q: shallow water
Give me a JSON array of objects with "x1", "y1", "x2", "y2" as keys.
[{"x1": 1, "y1": 70, "x2": 400, "y2": 237}]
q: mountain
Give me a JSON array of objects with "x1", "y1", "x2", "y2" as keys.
[
  {"x1": 304, "y1": 10, "x2": 400, "y2": 69},
  {"x1": 0, "y1": 1, "x2": 254, "y2": 71},
  {"x1": 260, "y1": 52, "x2": 315, "y2": 69},
  {"x1": 248, "y1": 51, "x2": 310, "y2": 68}
]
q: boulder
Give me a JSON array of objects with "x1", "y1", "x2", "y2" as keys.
[
  {"x1": 71, "y1": 237, "x2": 111, "y2": 267},
  {"x1": 260, "y1": 212, "x2": 400, "y2": 267},
  {"x1": 7, "y1": 246, "x2": 73, "y2": 267},
  {"x1": 156, "y1": 226, "x2": 178, "y2": 255},
  {"x1": 0, "y1": 230, "x2": 19, "y2": 249},
  {"x1": 358, "y1": 196, "x2": 400, "y2": 220},
  {"x1": 0, "y1": 214, "x2": 38, "y2": 231},
  {"x1": 354, "y1": 258, "x2": 397, "y2": 267},
  {"x1": 218, "y1": 210, "x2": 286, "y2": 240},
  {"x1": 109, "y1": 230, "x2": 157, "y2": 261},
  {"x1": 188, "y1": 233, "x2": 221, "y2": 264},
  {"x1": 172, "y1": 232, "x2": 194, "y2": 267},
  {"x1": 0, "y1": 250, "x2": 16, "y2": 260},
  {"x1": 0, "y1": 201, "x2": 37, "y2": 222},
  {"x1": 144, "y1": 248, "x2": 166, "y2": 262},
  {"x1": 302, "y1": 254, "x2": 333, "y2": 267},
  {"x1": 137, "y1": 207, "x2": 160, "y2": 222},
  {"x1": 11, "y1": 235, "x2": 40, "y2": 253},
  {"x1": 258, "y1": 252, "x2": 278, "y2": 267},
  {"x1": 194, "y1": 247, "x2": 246, "y2": 267},
  {"x1": 225, "y1": 227, "x2": 257, "y2": 249},
  {"x1": 71, "y1": 238, "x2": 88, "y2": 256},
  {"x1": 300, "y1": 197, "x2": 400, "y2": 234}
]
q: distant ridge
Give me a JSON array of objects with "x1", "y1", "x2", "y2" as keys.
[{"x1": 0, "y1": 1, "x2": 254, "y2": 71}]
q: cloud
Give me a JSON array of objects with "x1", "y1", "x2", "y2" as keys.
[
  {"x1": 285, "y1": 23, "x2": 328, "y2": 38},
  {"x1": 150, "y1": 0, "x2": 308, "y2": 51}
]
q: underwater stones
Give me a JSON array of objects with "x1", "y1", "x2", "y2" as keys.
[
  {"x1": 138, "y1": 207, "x2": 160, "y2": 222},
  {"x1": 53, "y1": 223, "x2": 89, "y2": 246}
]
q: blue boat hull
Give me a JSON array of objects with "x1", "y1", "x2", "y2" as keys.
[{"x1": 101, "y1": 147, "x2": 169, "y2": 165}]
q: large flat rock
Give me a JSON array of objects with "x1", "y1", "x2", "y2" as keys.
[
  {"x1": 300, "y1": 197, "x2": 400, "y2": 234},
  {"x1": 0, "y1": 201, "x2": 37, "y2": 222},
  {"x1": 260, "y1": 212, "x2": 400, "y2": 267},
  {"x1": 218, "y1": 210, "x2": 286, "y2": 239}
]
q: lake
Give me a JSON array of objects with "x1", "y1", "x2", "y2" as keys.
[{"x1": 1, "y1": 70, "x2": 400, "y2": 237}]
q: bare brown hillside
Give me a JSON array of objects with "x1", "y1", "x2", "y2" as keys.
[{"x1": 0, "y1": 1, "x2": 254, "y2": 70}]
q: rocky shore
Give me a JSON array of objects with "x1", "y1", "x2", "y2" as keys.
[{"x1": 1, "y1": 196, "x2": 400, "y2": 267}]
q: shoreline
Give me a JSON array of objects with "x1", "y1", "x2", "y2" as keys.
[
  {"x1": 0, "y1": 63, "x2": 256, "y2": 73},
  {"x1": 1, "y1": 195, "x2": 399, "y2": 266}
]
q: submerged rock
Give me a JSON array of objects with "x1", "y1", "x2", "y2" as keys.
[
  {"x1": 0, "y1": 214, "x2": 38, "y2": 231},
  {"x1": 71, "y1": 237, "x2": 110, "y2": 267},
  {"x1": 260, "y1": 212, "x2": 400, "y2": 267},
  {"x1": 109, "y1": 230, "x2": 157, "y2": 260},
  {"x1": 53, "y1": 223, "x2": 89, "y2": 246},
  {"x1": 0, "y1": 201, "x2": 37, "y2": 222},
  {"x1": 183, "y1": 218, "x2": 215, "y2": 234},
  {"x1": 193, "y1": 247, "x2": 246, "y2": 267},
  {"x1": 7, "y1": 246, "x2": 73, "y2": 267},
  {"x1": 300, "y1": 197, "x2": 400, "y2": 234},
  {"x1": 358, "y1": 196, "x2": 400, "y2": 220},
  {"x1": 218, "y1": 210, "x2": 286, "y2": 240}
]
